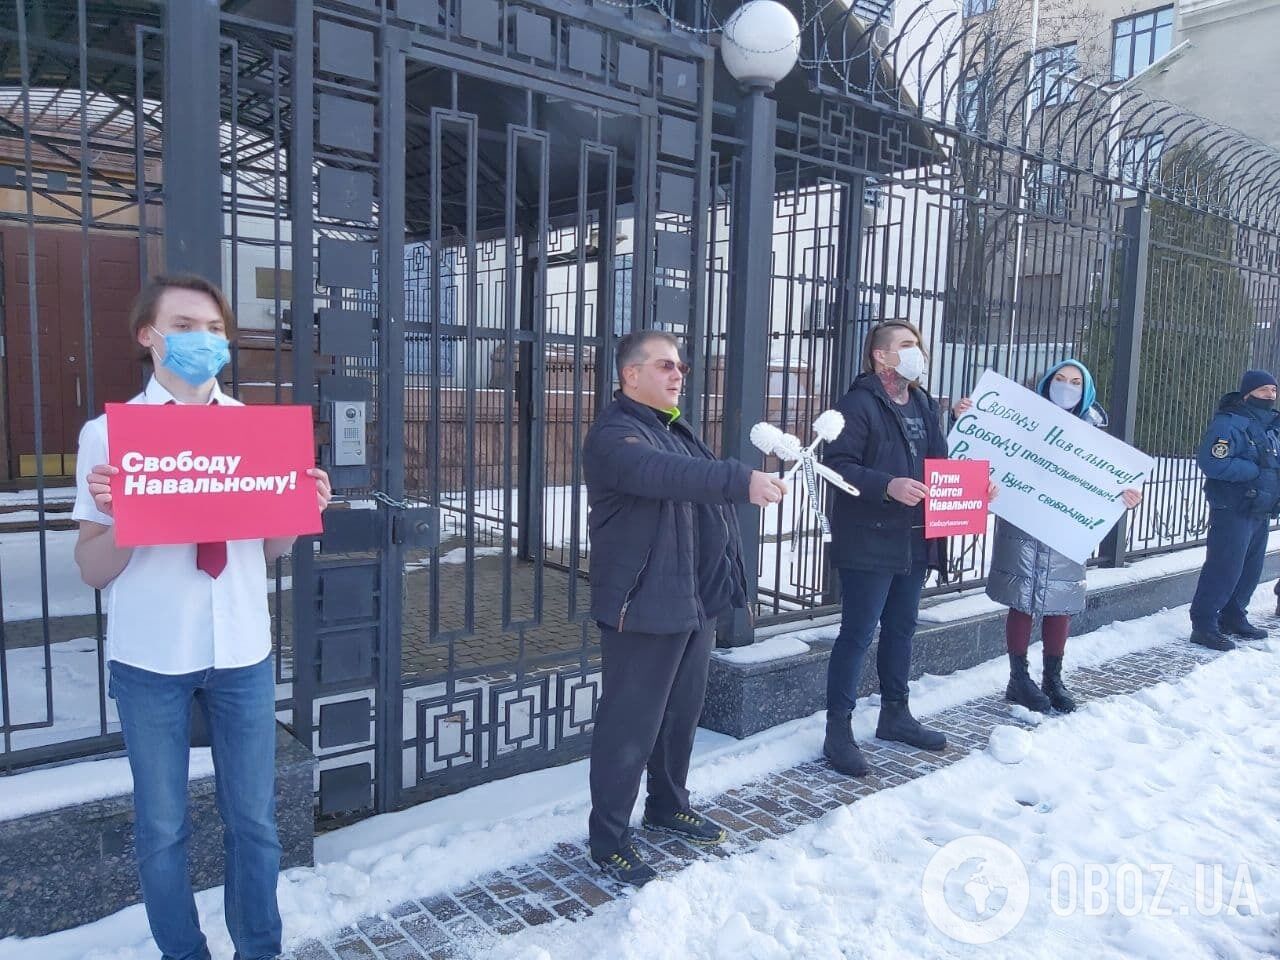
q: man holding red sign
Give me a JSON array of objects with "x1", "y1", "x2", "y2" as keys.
[
  {"x1": 73, "y1": 275, "x2": 330, "y2": 960},
  {"x1": 821, "y1": 321, "x2": 999, "y2": 779}
]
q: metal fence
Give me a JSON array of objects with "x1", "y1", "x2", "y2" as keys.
[{"x1": 721, "y1": 3, "x2": 1280, "y2": 625}]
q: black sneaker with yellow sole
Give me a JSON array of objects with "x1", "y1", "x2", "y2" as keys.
[
  {"x1": 641, "y1": 808, "x2": 727, "y2": 845},
  {"x1": 592, "y1": 843, "x2": 658, "y2": 886}
]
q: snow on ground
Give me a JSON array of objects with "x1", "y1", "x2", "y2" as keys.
[
  {"x1": 713, "y1": 634, "x2": 811, "y2": 665},
  {"x1": 0, "y1": 530, "x2": 293, "y2": 623},
  {"x1": 491, "y1": 638, "x2": 1280, "y2": 960},
  {"x1": 0, "y1": 510, "x2": 45, "y2": 523},
  {"x1": 6, "y1": 587, "x2": 1272, "y2": 960},
  {"x1": 0, "y1": 635, "x2": 118, "y2": 751},
  {"x1": 0, "y1": 750, "x2": 215, "y2": 822},
  {"x1": 0, "y1": 530, "x2": 99, "y2": 621},
  {"x1": 0, "y1": 486, "x2": 76, "y2": 506}
]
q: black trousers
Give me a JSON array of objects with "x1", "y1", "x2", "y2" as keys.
[{"x1": 587, "y1": 623, "x2": 715, "y2": 859}]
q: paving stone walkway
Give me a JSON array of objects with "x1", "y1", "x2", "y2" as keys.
[{"x1": 286, "y1": 636, "x2": 1237, "y2": 960}]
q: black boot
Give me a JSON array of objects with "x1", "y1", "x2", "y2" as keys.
[
  {"x1": 876, "y1": 698, "x2": 946, "y2": 751},
  {"x1": 1041, "y1": 655, "x2": 1077, "y2": 713},
  {"x1": 1005, "y1": 654, "x2": 1052, "y2": 712},
  {"x1": 822, "y1": 709, "x2": 869, "y2": 776},
  {"x1": 1221, "y1": 618, "x2": 1267, "y2": 640},
  {"x1": 1190, "y1": 627, "x2": 1235, "y2": 651}
]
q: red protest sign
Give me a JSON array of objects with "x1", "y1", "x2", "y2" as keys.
[
  {"x1": 924, "y1": 458, "x2": 990, "y2": 539},
  {"x1": 106, "y1": 403, "x2": 322, "y2": 547}
]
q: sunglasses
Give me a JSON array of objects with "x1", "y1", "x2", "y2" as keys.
[{"x1": 631, "y1": 359, "x2": 691, "y2": 375}]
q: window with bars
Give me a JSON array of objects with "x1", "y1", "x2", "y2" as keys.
[
  {"x1": 613, "y1": 253, "x2": 633, "y2": 336},
  {"x1": 1032, "y1": 43, "x2": 1078, "y2": 109},
  {"x1": 960, "y1": 74, "x2": 992, "y2": 133},
  {"x1": 1119, "y1": 133, "x2": 1165, "y2": 186},
  {"x1": 1112, "y1": 5, "x2": 1174, "y2": 79},
  {"x1": 964, "y1": 0, "x2": 996, "y2": 15},
  {"x1": 1026, "y1": 162, "x2": 1073, "y2": 217},
  {"x1": 851, "y1": 0, "x2": 894, "y2": 22},
  {"x1": 1115, "y1": 133, "x2": 1164, "y2": 200},
  {"x1": 864, "y1": 176, "x2": 884, "y2": 209}
]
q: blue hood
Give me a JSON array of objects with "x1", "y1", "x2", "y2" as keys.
[{"x1": 1037, "y1": 359, "x2": 1096, "y2": 420}]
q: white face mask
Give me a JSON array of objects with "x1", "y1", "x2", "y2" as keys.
[
  {"x1": 893, "y1": 346, "x2": 926, "y2": 382},
  {"x1": 1049, "y1": 380, "x2": 1084, "y2": 409}
]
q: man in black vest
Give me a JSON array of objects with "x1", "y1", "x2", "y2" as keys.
[{"x1": 583, "y1": 330, "x2": 786, "y2": 885}]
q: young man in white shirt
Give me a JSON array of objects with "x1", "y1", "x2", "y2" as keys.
[{"x1": 73, "y1": 274, "x2": 330, "y2": 960}]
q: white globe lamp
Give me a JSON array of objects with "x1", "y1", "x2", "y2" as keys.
[{"x1": 720, "y1": 1, "x2": 801, "y2": 90}]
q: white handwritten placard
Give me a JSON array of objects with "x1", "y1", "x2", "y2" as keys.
[{"x1": 947, "y1": 370, "x2": 1154, "y2": 563}]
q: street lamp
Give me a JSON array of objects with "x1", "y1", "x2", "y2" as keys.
[
  {"x1": 717, "y1": 1, "x2": 800, "y2": 647},
  {"x1": 720, "y1": 0, "x2": 801, "y2": 90}
]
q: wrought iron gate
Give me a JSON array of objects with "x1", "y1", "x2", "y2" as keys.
[{"x1": 288, "y1": 1, "x2": 713, "y2": 818}]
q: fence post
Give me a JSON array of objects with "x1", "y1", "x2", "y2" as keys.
[
  {"x1": 1100, "y1": 198, "x2": 1151, "y2": 568},
  {"x1": 717, "y1": 86, "x2": 776, "y2": 647},
  {"x1": 162, "y1": 0, "x2": 222, "y2": 280},
  {"x1": 821, "y1": 174, "x2": 868, "y2": 608}
]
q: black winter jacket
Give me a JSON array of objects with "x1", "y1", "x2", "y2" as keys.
[
  {"x1": 584, "y1": 392, "x2": 753, "y2": 635},
  {"x1": 822, "y1": 373, "x2": 950, "y2": 576}
]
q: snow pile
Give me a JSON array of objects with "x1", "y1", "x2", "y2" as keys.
[
  {"x1": 713, "y1": 634, "x2": 810, "y2": 665},
  {"x1": 0, "y1": 751, "x2": 216, "y2": 823},
  {"x1": 987, "y1": 725, "x2": 1033, "y2": 764}
]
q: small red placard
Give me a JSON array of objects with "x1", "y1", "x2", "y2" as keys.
[
  {"x1": 106, "y1": 403, "x2": 322, "y2": 547},
  {"x1": 923, "y1": 458, "x2": 990, "y2": 539}
]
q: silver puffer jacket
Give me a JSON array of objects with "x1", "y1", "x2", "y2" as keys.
[{"x1": 985, "y1": 517, "x2": 1087, "y2": 615}]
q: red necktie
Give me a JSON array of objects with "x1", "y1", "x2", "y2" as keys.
[
  {"x1": 166, "y1": 398, "x2": 227, "y2": 579},
  {"x1": 197, "y1": 541, "x2": 228, "y2": 579}
]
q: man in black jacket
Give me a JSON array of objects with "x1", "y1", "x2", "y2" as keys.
[
  {"x1": 583, "y1": 330, "x2": 786, "y2": 885},
  {"x1": 821, "y1": 320, "x2": 994, "y2": 777}
]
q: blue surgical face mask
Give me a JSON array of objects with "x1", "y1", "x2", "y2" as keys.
[
  {"x1": 1049, "y1": 380, "x2": 1084, "y2": 410},
  {"x1": 152, "y1": 328, "x2": 230, "y2": 386}
]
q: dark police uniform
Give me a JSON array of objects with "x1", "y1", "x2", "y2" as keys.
[{"x1": 1189, "y1": 380, "x2": 1280, "y2": 641}]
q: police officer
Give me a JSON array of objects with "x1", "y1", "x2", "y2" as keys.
[{"x1": 1189, "y1": 369, "x2": 1280, "y2": 650}]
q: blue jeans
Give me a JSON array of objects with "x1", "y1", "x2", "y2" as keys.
[
  {"x1": 827, "y1": 566, "x2": 927, "y2": 712},
  {"x1": 1190, "y1": 509, "x2": 1270, "y2": 631},
  {"x1": 108, "y1": 656, "x2": 282, "y2": 960}
]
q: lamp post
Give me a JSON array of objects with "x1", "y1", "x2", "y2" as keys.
[{"x1": 719, "y1": 1, "x2": 800, "y2": 646}]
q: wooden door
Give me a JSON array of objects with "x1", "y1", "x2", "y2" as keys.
[{"x1": 2, "y1": 227, "x2": 142, "y2": 479}]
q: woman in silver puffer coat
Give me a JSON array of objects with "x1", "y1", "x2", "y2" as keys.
[{"x1": 969, "y1": 360, "x2": 1142, "y2": 713}]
